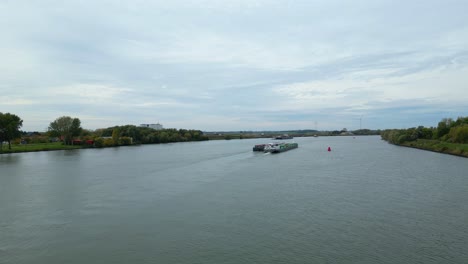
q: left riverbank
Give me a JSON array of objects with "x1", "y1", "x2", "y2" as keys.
[
  {"x1": 1, "y1": 125, "x2": 210, "y2": 154},
  {"x1": 0, "y1": 142, "x2": 84, "y2": 154}
]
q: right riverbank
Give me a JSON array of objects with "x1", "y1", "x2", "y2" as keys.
[
  {"x1": 399, "y1": 139, "x2": 468, "y2": 158},
  {"x1": 380, "y1": 116, "x2": 468, "y2": 158}
]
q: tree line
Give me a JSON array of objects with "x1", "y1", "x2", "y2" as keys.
[
  {"x1": 0, "y1": 113, "x2": 208, "y2": 152},
  {"x1": 91, "y1": 125, "x2": 208, "y2": 147},
  {"x1": 381, "y1": 116, "x2": 468, "y2": 144}
]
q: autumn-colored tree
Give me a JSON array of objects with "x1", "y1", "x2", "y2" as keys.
[{"x1": 48, "y1": 116, "x2": 82, "y2": 145}]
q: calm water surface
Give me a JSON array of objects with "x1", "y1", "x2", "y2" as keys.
[{"x1": 1, "y1": 136, "x2": 467, "y2": 263}]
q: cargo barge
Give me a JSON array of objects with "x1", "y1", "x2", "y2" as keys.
[
  {"x1": 253, "y1": 144, "x2": 267, "y2": 151},
  {"x1": 264, "y1": 142, "x2": 298, "y2": 153}
]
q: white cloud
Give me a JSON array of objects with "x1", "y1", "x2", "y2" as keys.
[
  {"x1": 132, "y1": 101, "x2": 197, "y2": 109},
  {"x1": 0, "y1": 97, "x2": 35, "y2": 106},
  {"x1": 50, "y1": 83, "x2": 131, "y2": 97},
  {"x1": 1, "y1": 0, "x2": 467, "y2": 131},
  {"x1": 111, "y1": 30, "x2": 342, "y2": 71},
  {"x1": 274, "y1": 65, "x2": 468, "y2": 113}
]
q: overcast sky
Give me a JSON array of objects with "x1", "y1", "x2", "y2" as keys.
[{"x1": 1, "y1": 0, "x2": 467, "y2": 131}]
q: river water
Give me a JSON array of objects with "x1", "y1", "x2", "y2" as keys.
[{"x1": 1, "y1": 136, "x2": 467, "y2": 264}]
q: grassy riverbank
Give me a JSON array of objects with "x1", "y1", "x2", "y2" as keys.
[
  {"x1": 381, "y1": 116, "x2": 468, "y2": 158},
  {"x1": 0, "y1": 142, "x2": 83, "y2": 154},
  {"x1": 401, "y1": 139, "x2": 468, "y2": 158}
]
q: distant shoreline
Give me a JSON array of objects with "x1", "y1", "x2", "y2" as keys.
[{"x1": 5, "y1": 136, "x2": 466, "y2": 158}]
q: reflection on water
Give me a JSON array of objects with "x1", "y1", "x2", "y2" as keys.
[
  {"x1": 0, "y1": 153, "x2": 21, "y2": 164},
  {"x1": 1, "y1": 136, "x2": 468, "y2": 264}
]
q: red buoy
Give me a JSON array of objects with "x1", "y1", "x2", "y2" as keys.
[{"x1": 328, "y1": 146, "x2": 331, "y2": 151}]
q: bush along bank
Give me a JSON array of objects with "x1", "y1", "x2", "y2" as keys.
[
  {"x1": 381, "y1": 116, "x2": 468, "y2": 158},
  {"x1": 1, "y1": 125, "x2": 209, "y2": 154}
]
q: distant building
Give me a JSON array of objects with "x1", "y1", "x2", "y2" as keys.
[{"x1": 140, "y1": 123, "x2": 163, "y2": 130}]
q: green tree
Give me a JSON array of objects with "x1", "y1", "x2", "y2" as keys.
[
  {"x1": 112, "y1": 127, "x2": 120, "y2": 145},
  {"x1": 453, "y1": 116, "x2": 468, "y2": 127},
  {"x1": 0, "y1": 112, "x2": 23, "y2": 151},
  {"x1": 48, "y1": 116, "x2": 82, "y2": 145},
  {"x1": 434, "y1": 118, "x2": 453, "y2": 139},
  {"x1": 120, "y1": 136, "x2": 132, "y2": 145},
  {"x1": 71, "y1": 118, "x2": 82, "y2": 138},
  {"x1": 158, "y1": 131, "x2": 169, "y2": 143},
  {"x1": 448, "y1": 125, "x2": 468, "y2": 143},
  {"x1": 121, "y1": 125, "x2": 141, "y2": 142},
  {"x1": 94, "y1": 138, "x2": 104, "y2": 148}
]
